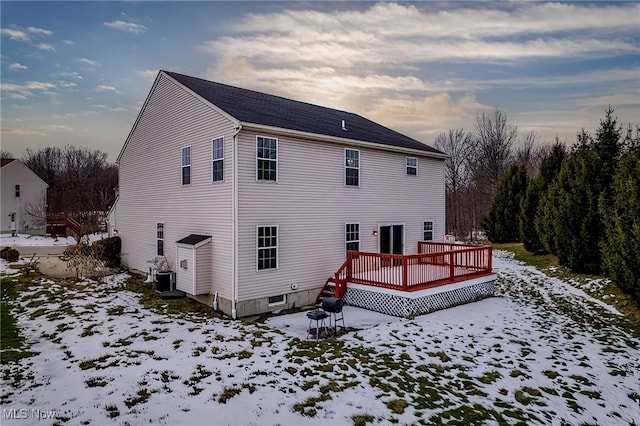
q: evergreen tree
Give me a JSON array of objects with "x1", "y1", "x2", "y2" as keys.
[
  {"x1": 519, "y1": 178, "x2": 544, "y2": 253},
  {"x1": 601, "y1": 147, "x2": 640, "y2": 302},
  {"x1": 523, "y1": 141, "x2": 567, "y2": 253},
  {"x1": 541, "y1": 147, "x2": 602, "y2": 273},
  {"x1": 483, "y1": 164, "x2": 528, "y2": 243}
]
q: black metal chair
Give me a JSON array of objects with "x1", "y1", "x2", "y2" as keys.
[
  {"x1": 306, "y1": 308, "x2": 328, "y2": 340},
  {"x1": 321, "y1": 297, "x2": 345, "y2": 335}
]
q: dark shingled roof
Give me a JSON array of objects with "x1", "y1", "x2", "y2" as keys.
[
  {"x1": 164, "y1": 71, "x2": 443, "y2": 156},
  {"x1": 176, "y1": 234, "x2": 211, "y2": 246},
  {"x1": 1, "y1": 159, "x2": 16, "y2": 167}
]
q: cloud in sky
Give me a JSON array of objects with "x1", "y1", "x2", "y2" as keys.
[
  {"x1": 95, "y1": 85, "x2": 117, "y2": 92},
  {"x1": 0, "y1": 2, "x2": 637, "y2": 160},
  {"x1": 37, "y1": 42, "x2": 55, "y2": 51},
  {"x1": 1, "y1": 81, "x2": 56, "y2": 99},
  {"x1": 8, "y1": 63, "x2": 28, "y2": 71},
  {"x1": 77, "y1": 58, "x2": 99, "y2": 67},
  {"x1": 203, "y1": 2, "x2": 639, "y2": 143},
  {"x1": 104, "y1": 20, "x2": 147, "y2": 34}
]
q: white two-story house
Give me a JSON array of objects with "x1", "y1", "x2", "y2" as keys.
[
  {"x1": 1, "y1": 159, "x2": 48, "y2": 235},
  {"x1": 112, "y1": 71, "x2": 451, "y2": 318}
]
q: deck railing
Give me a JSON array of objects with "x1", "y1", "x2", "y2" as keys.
[{"x1": 344, "y1": 242, "x2": 492, "y2": 292}]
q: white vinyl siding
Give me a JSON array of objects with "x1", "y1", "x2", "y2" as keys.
[
  {"x1": 237, "y1": 129, "x2": 445, "y2": 302},
  {"x1": 406, "y1": 157, "x2": 417, "y2": 176},
  {"x1": 212, "y1": 137, "x2": 224, "y2": 182},
  {"x1": 116, "y1": 73, "x2": 235, "y2": 300},
  {"x1": 345, "y1": 148, "x2": 360, "y2": 186},
  {"x1": 257, "y1": 225, "x2": 278, "y2": 270},
  {"x1": 181, "y1": 145, "x2": 191, "y2": 185},
  {"x1": 257, "y1": 136, "x2": 277, "y2": 181}
]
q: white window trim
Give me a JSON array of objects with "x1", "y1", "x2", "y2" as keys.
[
  {"x1": 256, "y1": 136, "x2": 278, "y2": 182},
  {"x1": 181, "y1": 145, "x2": 191, "y2": 186},
  {"x1": 423, "y1": 220, "x2": 434, "y2": 241},
  {"x1": 345, "y1": 222, "x2": 360, "y2": 259},
  {"x1": 344, "y1": 148, "x2": 360, "y2": 187},
  {"x1": 256, "y1": 224, "x2": 278, "y2": 271},
  {"x1": 406, "y1": 157, "x2": 418, "y2": 176},
  {"x1": 268, "y1": 294, "x2": 287, "y2": 306},
  {"x1": 211, "y1": 136, "x2": 224, "y2": 183},
  {"x1": 156, "y1": 222, "x2": 165, "y2": 256}
]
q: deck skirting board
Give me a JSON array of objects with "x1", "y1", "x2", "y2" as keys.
[{"x1": 343, "y1": 277, "x2": 496, "y2": 318}]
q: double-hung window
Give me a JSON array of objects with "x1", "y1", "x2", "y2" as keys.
[
  {"x1": 212, "y1": 137, "x2": 224, "y2": 182},
  {"x1": 257, "y1": 226, "x2": 278, "y2": 270},
  {"x1": 181, "y1": 146, "x2": 191, "y2": 185},
  {"x1": 157, "y1": 223, "x2": 165, "y2": 256},
  {"x1": 345, "y1": 149, "x2": 360, "y2": 186},
  {"x1": 15, "y1": 185, "x2": 20, "y2": 198},
  {"x1": 257, "y1": 136, "x2": 277, "y2": 181},
  {"x1": 423, "y1": 221, "x2": 434, "y2": 241},
  {"x1": 406, "y1": 157, "x2": 417, "y2": 176},
  {"x1": 345, "y1": 223, "x2": 360, "y2": 255}
]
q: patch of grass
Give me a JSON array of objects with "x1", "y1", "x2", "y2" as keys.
[
  {"x1": 542, "y1": 369, "x2": 559, "y2": 379},
  {"x1": 218, "y1": 386, "x2": 242, "y2": 404},
  {"x1": 1, "y1": 279, "x2": 37, "y2": 364},
  {"x1": 124, "y1": 388, "x2": 150, "y2": 408},
  {"x1": 78, "y1": 354, "x2": 119, "y2": 370},
  {"x1": 104, "y1": 404, "x2": 119, "y2": 418},
  {"x1": 477, "y1": 370, "x2": 502, "y2": 384},
  {"x1": 293, "y1": 393, "x2": 331, "y2": 417},
  {"x1": 386, "y1": 398, "x2": 408, "y2": 414},
  {"x1": 85, "y1": 377, "x2": 108, "y2": 387},
  {"x1": 352, "y1": 414, "x2": 375, "y2": 426}
]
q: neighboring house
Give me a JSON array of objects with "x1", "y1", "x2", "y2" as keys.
[
  {"x1": 112, "y1": 70, "x2": 453, "y2": 318},
  {"x1": 1, "y1": 159, "x2": 48, "y2": 235}
]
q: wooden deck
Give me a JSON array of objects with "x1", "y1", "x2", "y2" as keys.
[
  {"x1": 332, "y1": 242, "x2": 493, "y2": 297},
  {"x1": 334, "y1": 242, "x2": 495, "y2": 318}
]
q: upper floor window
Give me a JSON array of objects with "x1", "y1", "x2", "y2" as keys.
[
  {"x1": 15, "y1": 184, "x2": 20, "y2": 198},
  {"x1": 423, "y1": 221, "x2": 434, "y2": 241},
  {"x1": 406, "y1": 157, "x2": 417, "y2": 176},
  {"x1": 181, "y1": 146, "x2": 191, "y2": 185},
  {"x1": 345, "y1": 223, "x2": 360, "y2": 255},
  {"x1": 212, "y1": 137, "x2": 224, "y2": 182},
  {"x1": 257, "y1": 225, "x2": 278, "y2": 270},
  {"x1": 157, "y1": 223, "x2": 165, "y2": 256},
  {"x1": 345, "y1": 149, "x2": 360, "y2": 186},
  {"x1": 257, "y1": 136, "x2": 277, "y2": 181}
]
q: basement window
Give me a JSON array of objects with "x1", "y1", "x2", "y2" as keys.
[{"x1": 268, "y1": 295, "x2": 286, "y2": 306}]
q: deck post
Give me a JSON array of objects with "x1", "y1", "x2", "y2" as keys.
[
  {"x1": 402, "y1": 257, "x2": 408, "y2": 291},
  {"x1": 449, "y1": 251, "x2": 455, "y2": 282},
  {"x1": 487, "y1": 246, "x2": 492, "y2": 272}
]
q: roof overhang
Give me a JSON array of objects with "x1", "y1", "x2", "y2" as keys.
[
  {"x1": 239, "y1": 122, "x2": 448, "y2": 160},
  {"x1": 176, "y1": 234, "x2": 212, "y2": 249}
]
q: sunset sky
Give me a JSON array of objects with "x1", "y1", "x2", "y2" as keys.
[{"x1": 1, "y1": 1, "x2": 639, "y2": 161}]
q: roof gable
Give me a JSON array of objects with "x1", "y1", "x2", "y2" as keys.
[
  {"x1": 1, "y1": 158, "x2": 16, "y2": 167},
  {"x1": 164, "y1": 71, "x2": 443, "y2": 156}
]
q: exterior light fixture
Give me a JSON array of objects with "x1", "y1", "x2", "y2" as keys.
[{"x1": 372, "y1": 230, "x2": 378, "y2": 237}]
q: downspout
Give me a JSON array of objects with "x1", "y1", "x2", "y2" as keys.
[{"x1": 231, "y1": 124, "x2": 242, "y2": 319}]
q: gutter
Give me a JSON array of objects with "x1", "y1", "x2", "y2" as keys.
[
  {"x1": 231, "y1": 123, "x2": 242, "y2": 319},
  {"x1": 239, "y1": 122, "x2": 448, "y2": 160}
]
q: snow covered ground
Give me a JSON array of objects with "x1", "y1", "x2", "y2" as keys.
[
  {"x1": 1, "y1": 251, "x2": 638, "y2": 425},
  {"x1": 0, "y1": 233, "x2": 77, "y2": 247}
]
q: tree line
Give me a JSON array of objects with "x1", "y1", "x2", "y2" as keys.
[
  {"x1": 11, "y1": 146, "x2": 118, "y2": 231},
  {"x1": 478, "y1": 107, "x2": 639, "y2": 302}
]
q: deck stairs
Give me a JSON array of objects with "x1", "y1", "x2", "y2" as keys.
[{"x1": 316, "y1": 277, "x2": 337, "y2": 303}]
